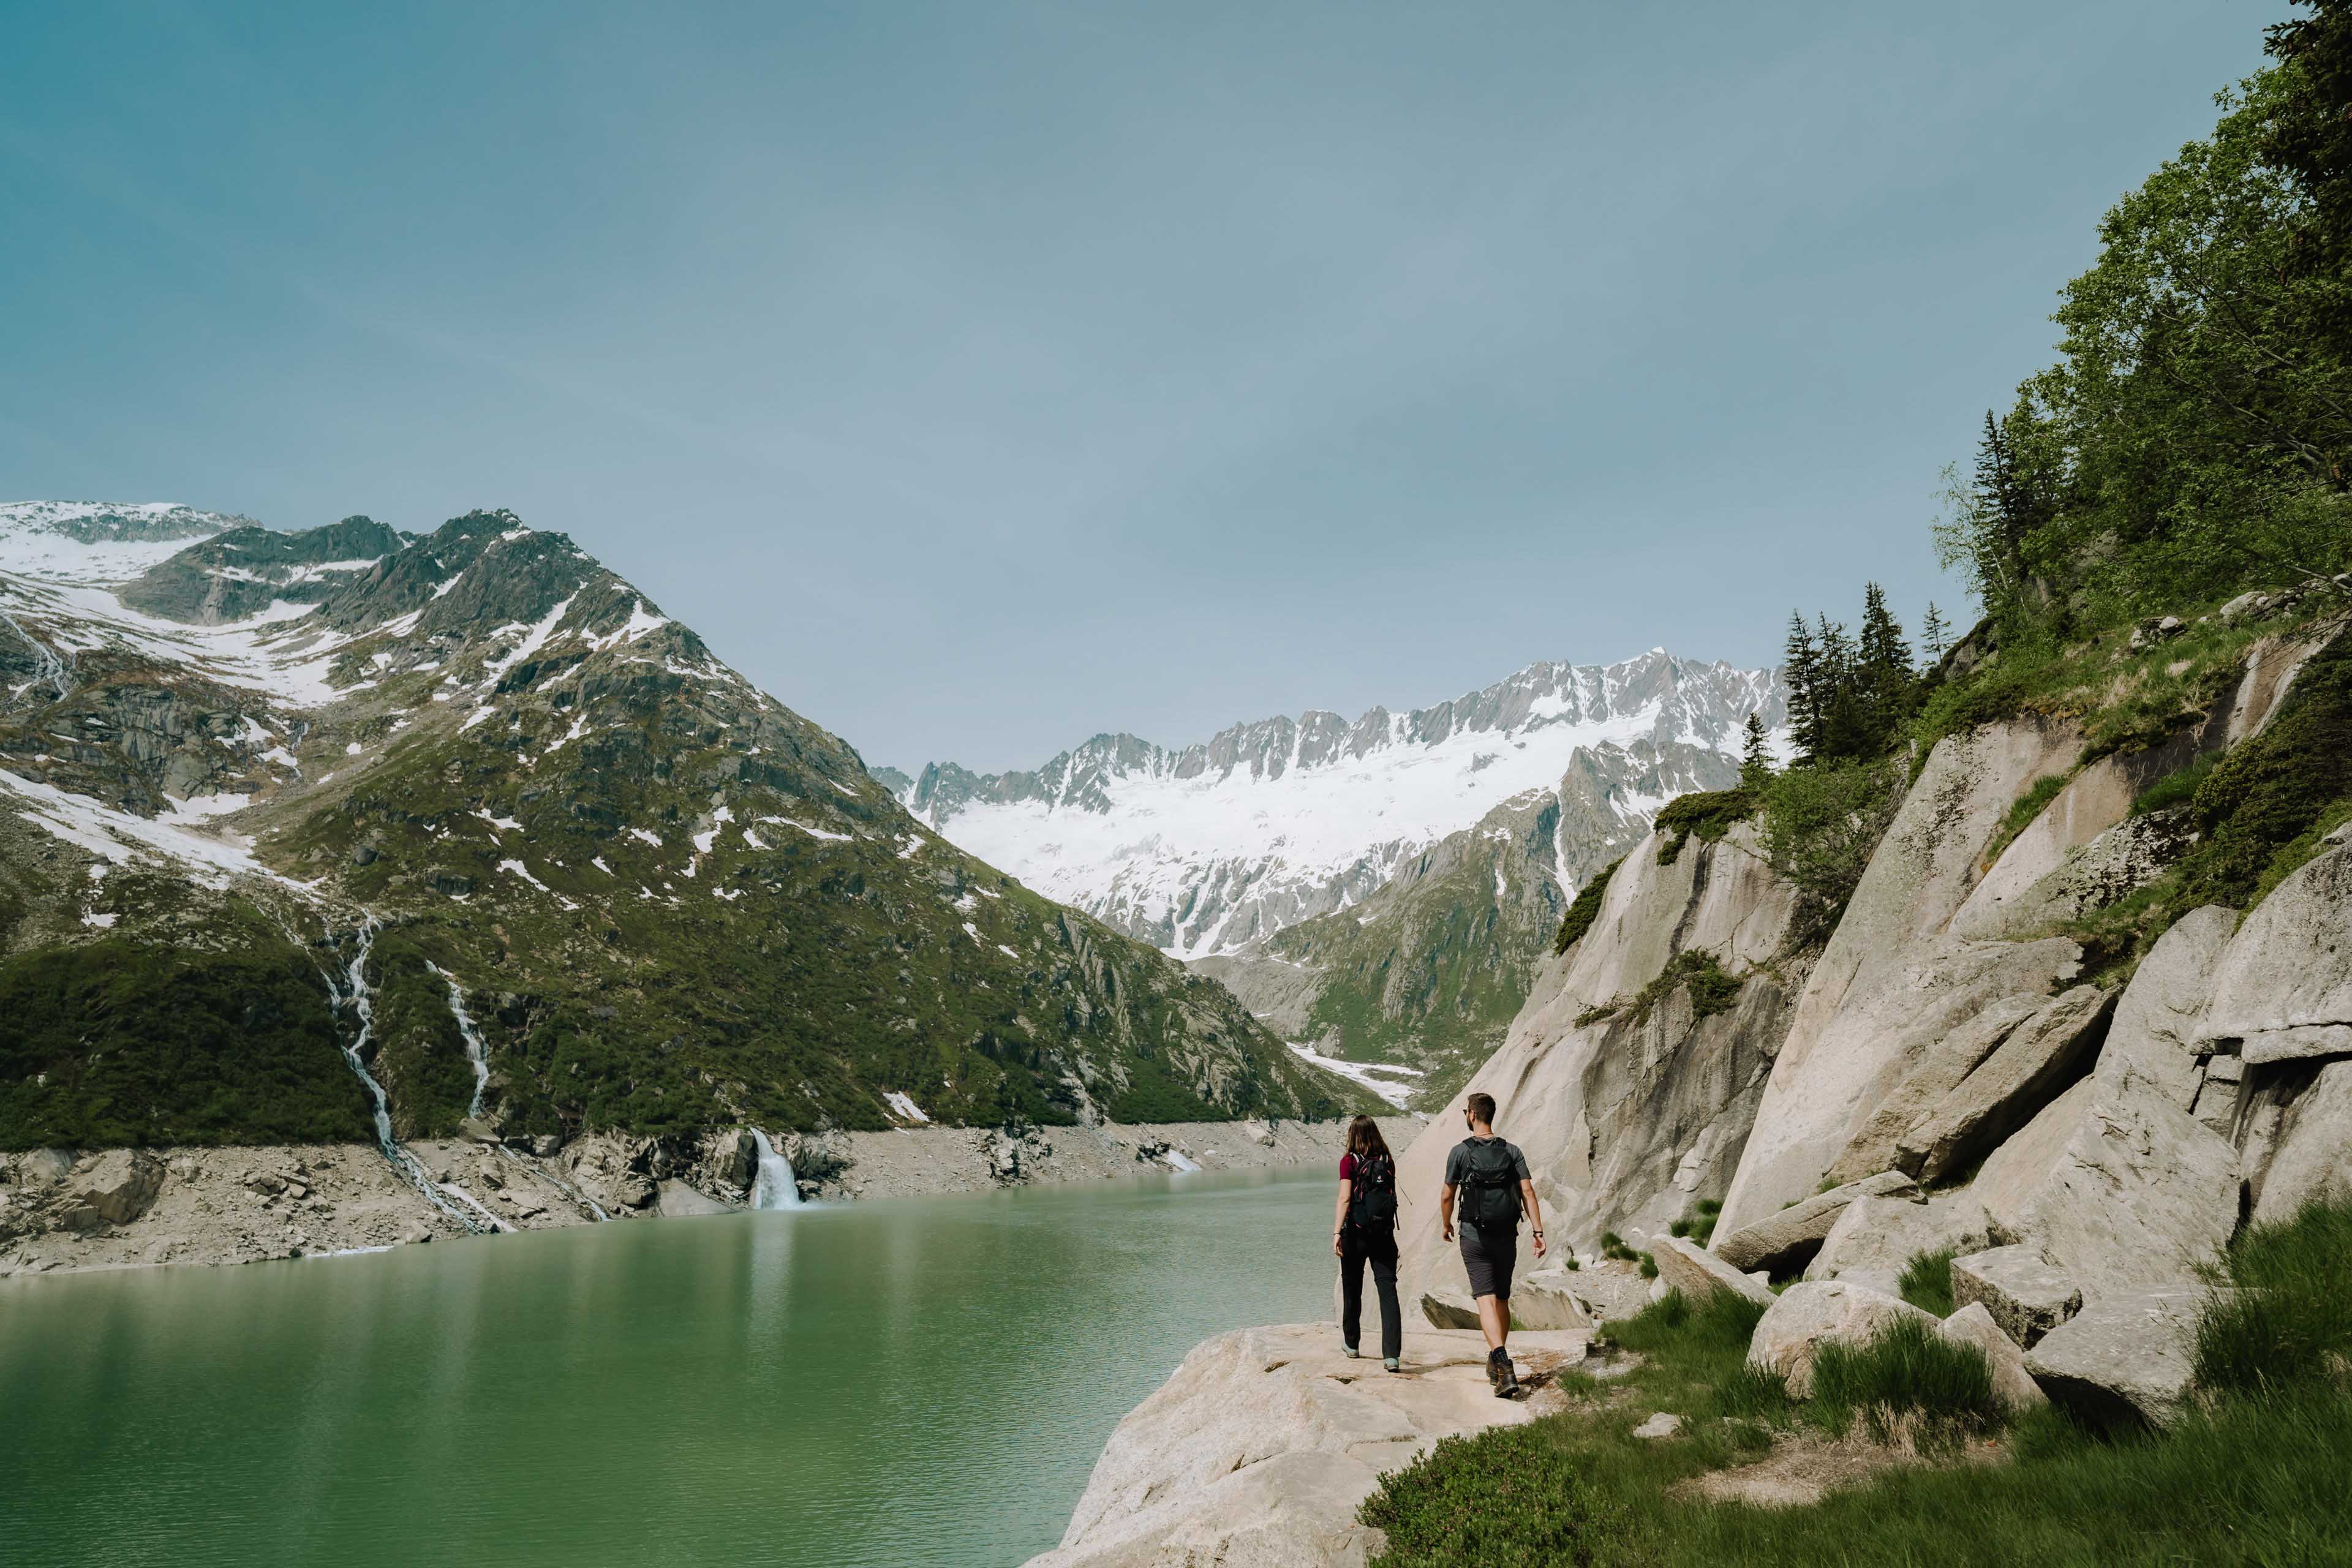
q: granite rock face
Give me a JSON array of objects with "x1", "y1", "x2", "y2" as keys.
[
  {"x1": 1896, "y1": 986, "x2": 2116, "y2": 1184},
  {"x1": 2200, "y1": 843, "x2": 2352, "y2": 1067},
  {"x1": 1651, "y1": 1236, "x2": 1776, "y2": 1308},
  {"x1": 1950, "y1": 1246, "x2": 2082, "y2": 1347}
]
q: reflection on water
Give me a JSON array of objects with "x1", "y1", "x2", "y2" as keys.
[{"x1": 1, "y1": 1166, "x2": 1337, "y2": 1568}]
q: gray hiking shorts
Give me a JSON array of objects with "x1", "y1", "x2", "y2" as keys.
[{"x1": 1460, "y1": 1221, "x2": 1517, "y2": 1300}]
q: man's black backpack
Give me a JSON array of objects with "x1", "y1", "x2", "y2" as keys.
[
  {"x1": 1348, "y1": 1153, "x2": 1398, "y2": 1231},
  {"x1": 1457, "y1": 1139, "x2": 1522, "y2": 1228}
]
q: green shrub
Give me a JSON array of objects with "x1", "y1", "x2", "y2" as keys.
[
  {"x1": 2173, "y1": 632, "x2": 2352, "y2": 910},
  {"x1": 1654, "y1": 788, "x2": 1757, "y2": 865},
  {"x1": 1898, "y1": 1247, "x2": 1958, "y2": 1317},
  {"x1": 1808, "y1": 1314, "x2": 2005, "y2": 1448},
  {"x1": 1552, "y1": 858, "x2": 1624, "y2": 956},
  {"x1": 1758, "y1": 758, "x2": 1905, "y2": 938},
  {"x1": 2130, "y1": 755, "x2": 2217, "y2": 817},
  {"x1": 1669, "y1": 1198, "x2": 1724, "y2": 1246},
  {"x1": 1628, "y1": 950, "x2": 1745, "y2": 1026},
  {"x1": 2195, "y1": 1196, "x2": 2352, "y2": 1399},
  {"x1": 1599, "y1": 1230, "x2": 1640, "y2": 1263},
  {"x1": 1638, "y1": 1251, "x2": 1659, "y2": 1280},
  {"x1": 1360, "y1": 1424, "x2": 1632, "y2": 1568}
]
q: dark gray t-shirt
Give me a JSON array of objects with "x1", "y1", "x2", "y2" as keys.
[{"x1": 1444, "y1": 1137, "x2": 1531, "y2": 1188}]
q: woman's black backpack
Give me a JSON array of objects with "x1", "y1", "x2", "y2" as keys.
[{"x1": 1348, "y1": 1152, "x2": 1398, "y2": 1231}]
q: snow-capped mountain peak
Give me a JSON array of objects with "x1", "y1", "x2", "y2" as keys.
[{"x1": 907, "y1": 650, "x2": 1785, "y2": 958}]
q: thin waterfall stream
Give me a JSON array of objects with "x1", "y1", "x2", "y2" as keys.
[
  {"x1": 328, "y1": 915, "x2": 480, "y2": 1231},
  {"x1": 428, "y1": 960, "x2": 493, "y2": 1118}
]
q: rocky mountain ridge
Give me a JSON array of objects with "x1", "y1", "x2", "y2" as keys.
[{"x1": 0, "y1": 501, "x2": 1369, "y2": 1190}]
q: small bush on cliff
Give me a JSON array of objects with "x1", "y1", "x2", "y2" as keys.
[
  {"x1": 1553, "y1": 858, "x2": 1624, "y2": 956},
  {"x1": 1757, "y1": 758, "x2": 1904, "y2": 940},
  {"x1": 1652, "y1": 788, "x2": 1755, "y2": 865}
]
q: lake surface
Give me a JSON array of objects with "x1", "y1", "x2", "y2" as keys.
[{"x1": 1, "y1": 1167, "x2": 1341, "y2": 1567}]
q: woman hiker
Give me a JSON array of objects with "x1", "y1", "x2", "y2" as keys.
[
  {"x1": 1333, "y1": 1115, "x2": 1404, "y2": 1371},
  {"x1": 1439, "y1": 1091, "x2": 1545, "y2": 1396}
]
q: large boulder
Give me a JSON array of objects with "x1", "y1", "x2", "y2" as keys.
[
  {"x1": 2249, "y1": 1058, "x2": 2352, "y2": 1226},
  {"x1": 1936, "y1": 1302, "x2": 2048, "y2": 1413},
  {"x1": 1510, "y1": 1268, "x2": 1598, "y2": 1335},
  {"x1": 1896, "y1": 986, "x2": 2116, "y2": 1183},
  {"x1": 1651, "y1": 1236, "x2": 1775, "y2": 1308},
  {"x1": 2024, "y1": 1291, "x2": 2203, "y2": 1430},
  {"x1": 1717, "y1": 718, "x2": 2083, "y2": 1235},
  {"x1": 1711, "y1": 1169, "x2": 1918, "y2": 1274},
  {"x1": 2095, "y1": 906, "x2": 2239, "y2": 1109},
  {"x1": 655, "y1": 1180, "x2": 732, "y2": 1217},
  {"x1": 69, "y1": 1150, "x2": 165, "y2": 1227},
  {"x1": 1971, "y1": 1078, "x2": 2098, "y2": 1241},
  {"x1": 13, "y1": 1148, "x2": 77, "y2": 1188},
  {"x1": 1805, "y1": 1192, "x2": 1989, "y2": 1284},
  {"x1": 1950, "y1": 1246, "x2": 2081, "y2": 1347},
  {"x1": 1828, "y1": 997, "x2": 2043, "y2": 1183},
  {"x1": 1746, "y1": 1280, "x2": 1942, "y2": 1398},
  {"x1": 1986, "y1": 1089, "x2": 2241, "y2": 1301},
  {"x1": 1420, "y1": 1291, "x2": 1481, "y2": 1331},
  {"x1": 2199, "y1": 842, "x2": 2352, "y2": 1066}
]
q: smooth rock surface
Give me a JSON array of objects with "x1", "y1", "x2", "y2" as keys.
[
  {"x1": 1829, "y1": 997, "x2": 2043, "y2": 1183},
  {"x1": 1712, "y1": 1169, "x2": 1918, "y2": 1273},
  {"x1": 655, "y1": 1179, "x2": 733, "y2": 1217},
  {"x1": 1632, "y1": 1412, "x2": 1684, "y2": 1440},
  {"x1": 1746, "y1": 1280, "x2": 1941, "y2": 1398},
  {"x1": 1936, "y1": 1302, "x2": 2048, "y2": 1412},
  {"x1": 1653, "y1": 1236, "x2": 1776, "y2": 1308},
  {"x1": 2250, "y1": 1058, "x2": 2352, "y2": 1225},
  {"x1": 2200, "y1": 842, "x2": 2352, "y2": 1066},
  {"x1": 1023, "y1": 1323, "x2": 1588, "y2": 1568},
  {"x1": 2094, "y1": 905, "x2": 2239, "y2": 1108},
  {"x1": 1950, "y1": 1246, "x2": 2081, "y2": 1346},
  {"x1": 1509, "y1": 1268, "x2": 1598, "y2": 1334},
  {"x1": 1897, "y1": 986, "x2": 2116, "y2": 1183},
  {"x1": 1988, "y1": 1090, "x2": 2240, "y2": 1302},
  {"x1": 2024, "y1": 1291, "x2": 2201, "y2": 1430},
  {"x1": 1971, "y1": 1078, "x2": 2098, "y2": 1242}
]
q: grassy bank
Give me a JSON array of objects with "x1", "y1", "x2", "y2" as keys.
[{"x1": 1362, "y1": 1199, "x2": 2352, "y2": 1567}]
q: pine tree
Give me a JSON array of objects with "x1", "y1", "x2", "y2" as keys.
[
  {"x1": 1740, "y1": 712, "x2": 1773, "y2": 787},
  {"x1": 1813, "y1": 614, "x2": 1869, "y2": 761},
  {"x1": 1782, "y1": 612, "x2": 1821, "y2": 763},
  {"x1": 1856, "y1": 582, "x2": 1914, "y2": 744},
  {"x1": 1920, "y1": 601, "x2": 1949, "y2": 666}
]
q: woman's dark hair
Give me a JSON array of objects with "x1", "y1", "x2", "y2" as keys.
[{"x1": 1346, "y1": 1115, "x2": 1390, "y2": 1161}]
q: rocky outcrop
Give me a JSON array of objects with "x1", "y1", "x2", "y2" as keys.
[
  {"x1": 1718, "y1": 720, "x2": 2082, "y2": 1234},
  {"x1": 1711, "y1": 1169, "x2": 1917, "y2": 1275},
  {"x1": 2249, "y1": 1060, "x2": 2352, "y2": 1224},
  {"x1": 1020, "y1": 1322, "x2": 1590, "y2": 1568},
  {"x1": 1393, "y1": 821, "x2": 1804, "y2": 1301},
  {"x1": 1746, "y1": 1280, "x2": 1940, "y2": 1398},
  {"x1": 1894, "y1": 986, "x2": 2116, "y2": 1183},
  {"x1": 2199, "y1": 842, "x2": 2352, "y2": 1066},
  {"x1": 2096, "y1": 907, "x2": 2239, "y2": 1109},
  {"x1": 1805, "y1": 1192, "x2": 1987, "y2": 1286}
]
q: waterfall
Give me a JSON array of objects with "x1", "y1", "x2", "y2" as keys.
[
  {"x1": 427, "y1": 961, "x2": 492, "y2": 1118},
  {"x1": 327, "y1": 915, "x2": 481, "y2": 1232},
  {"x1": 0, "y1": 608, "x2": 70, "y2": 705},
  {"x1": 750, "y1": 1130, "x2": 805, "y2": 1210}
]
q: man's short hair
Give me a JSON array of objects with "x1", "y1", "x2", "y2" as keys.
[{"x1": 1465, "y1": 1091, "x2": 1496, "y2": 1125}]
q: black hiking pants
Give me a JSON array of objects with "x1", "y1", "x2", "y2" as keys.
[{"x1": 1340, "y1": 1224, "x2": 1403, "y2": 1360}]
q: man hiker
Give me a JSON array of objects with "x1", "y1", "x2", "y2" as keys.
[{"x1": 1439, "y1": 1091, "x2": 1545, "y2": 1396}]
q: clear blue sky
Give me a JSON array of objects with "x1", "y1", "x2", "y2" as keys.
[{"x1": 0, "y1": 2, "x2": 2275, "y2": 771}]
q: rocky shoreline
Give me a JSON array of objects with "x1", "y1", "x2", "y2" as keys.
[{"x1": 0, "y1": 1114, "x2": 1422, "y2": 1280}]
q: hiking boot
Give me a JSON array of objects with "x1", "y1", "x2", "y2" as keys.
[
  {"x1": 1342, "y1": 1344, "x2": 1360, "y2": 1359},
  {"x1": 1383, "y1": 1357, "x2": 1400, "y2": 1373},
  {"x1": 1493, "y1": 1351, "x2": 1520, "y2": 1399},
  {"x1": 1485, "y1": 1348, "x2": 1505, "y2": 1392}
]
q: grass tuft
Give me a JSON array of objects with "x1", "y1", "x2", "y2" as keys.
[
  {"x1": 1897, "y1": 1247, "x2": 1958, "y2": 1317},
  {"x1": 2195, "y1": 1197, "x2": 2352, "y2": 1399},
  {"x1": 1809, "y1": 1314, "x2": 2004, "y2": 1450}
]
